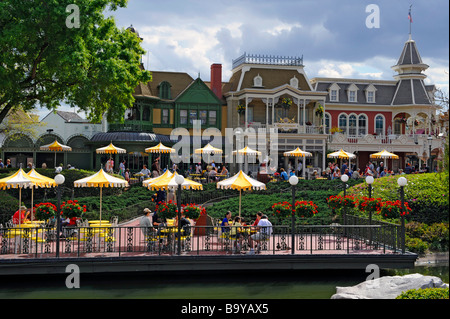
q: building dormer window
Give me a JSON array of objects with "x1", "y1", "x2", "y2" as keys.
[
  {"x1": 253, "y1": 74, "x2": 263, "y2": 87},
  {"x1": 290, "y1": 76, "x2": 299, "y2": 89},
  {"x1": 328, "y1": 83, "x2": 340, "y2": 102},
  {"x1": 159, "y1": 81, "x2": 172, "y2": 99},
  {"x1": 365, "y1": 84, "x2": 377, "y2": 103},
  {"x1": 347, "y1": 83, "x2": 359, "y2": 102}
]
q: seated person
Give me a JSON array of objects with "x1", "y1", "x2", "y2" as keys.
[
  {"x1": 249, "y1": 215, "x2": 273, "y2": 253},
  {"x1": 230, "y1": 216, "x2": 243, "y2": 252},
  {"x1": 12, "y1": 206, "x2": 29, "y2": 225},
  {"x1": 140, "y1": 208, "x2": 153, "y2": 237},
  {"x1": 220, "y1": 211, "x2": 232, "y2": 234},
  {"x1": 174, "y1": 209, "x2": 191, "y2": 239}
]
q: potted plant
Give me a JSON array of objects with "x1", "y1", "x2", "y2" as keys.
[
  {"x1": 330, "y1": 127, "x2": 343, "y2": 134},
  {"x1": 281, "y1": 97, "x2": 292, "y2": 110},
  {"x1": 34, "y1": 202, "x2": 57, "y2": 221}
]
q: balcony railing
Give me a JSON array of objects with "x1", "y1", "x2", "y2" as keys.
[
  {"x1": 109, "y1": 121, "x2": 153, "y2": 132},
  {"x1": 328, "y1": 133, "x2": 416, "y2": 145},
  {"x1": 233, "y1": 53, "x2": 304, "y2": 69},
  {"x1": 0, "y1": 222, "x2": 403, "y2": 258}
]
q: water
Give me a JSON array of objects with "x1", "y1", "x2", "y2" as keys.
[{"x1": 0, "y1": 264, "x2": 447, "y2": 299}]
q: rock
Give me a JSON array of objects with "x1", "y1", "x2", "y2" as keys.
[{"x1": 331, "y1": 273, "x2": 449, "y2": 299}]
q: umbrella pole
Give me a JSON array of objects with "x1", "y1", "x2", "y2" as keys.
[
  {"x1": 19, "y1": 188, "x2": 22, "y2": 225},
  {"x1": 239, "y1": 189, "x2": 242, "y2": 218},
  {"x1": 55, "y1": 152, "x2": 57, "y2": 168},
  {"x1": 31, "y1": 187, "x2": 34, "y2": 222},
  {"x1": 99, "y1": 186, "x2": 102, "y2": 225}
]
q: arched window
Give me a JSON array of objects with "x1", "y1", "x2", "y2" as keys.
[
  {"x1": 375, "y1": 115, "x2": 384, "y2": 135},
  {"x1": 253, "y1": 74, "x2": 263, "y2": 87},
  {"x1": 290, "y1": 76, "x2": 299, "y2": 89},
  {"x1": 348, "y1": 114, "x2": 357, "y2": 136},
  {"x1": 358, "y1": 114, "x2": 367, "y2": 136},
  {"x1": 324, "y1": 113, "x2": 331, "y2": 134},
  {"x1": 159, "y1": 81, "x2": 172, "y2": 99},
  {"x1": 339, "y1": 114, "x2": 347, "y2": 134}
]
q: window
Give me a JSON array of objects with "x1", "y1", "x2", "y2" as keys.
[
  {"x1": 349, "y1": 90, "x2": 356, "y2": 102},
  {"x1": 339, "y1": 114, "x2": 347, "y2": 134},
  {"x1": 200, "y1": 110, "x2": 207, "y2": 125},
  {"x1": 347, "y1": 83, "x2": 358, "y2": 102},
  {"x1": 209, "y1": 111, "x2": 217, "y2": 126},
  {"x1": 348, "y1": 115, "x2": 357, "y2": 136},
  {"x1": 358, "y1": 114, "x2": 367, "y2": 136},
  {"x1": 180, "y1": 110, "x2": 188, "y2": 125},
  {"x1": 159, "y1": 81, "x2": 171, "y2": 99},
  {"x1": 365, "y1": 84, "x2": 377, "y2": 103},
  {"x1": 324, "y1": 113, "x2": 331, "y2": 134},
  {"x1": 330, "y1": 90, "x2": 338, "y2": 101},
  {"x1": 253, "y1": 74, "x2": 263, "y2": 87},
  {"x1": 328, "y1": 83, "x2": 340, "y2": 102},
  {"x1": 290, "y1": 76, "x2": 299, "y2": 89},
  {"x1": 189, "y1": 110, "x2": 197, "y2": 124},
  {"x1": 162, "y1": 109, "x2": 169, "y2": 124},
  {"x1": 375, "y1": 115, "x2": 384, "y2": 135}
]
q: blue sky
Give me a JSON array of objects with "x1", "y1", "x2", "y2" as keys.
[{"x1": 45, "y1": 0, "x2": 449, "y2": 118}]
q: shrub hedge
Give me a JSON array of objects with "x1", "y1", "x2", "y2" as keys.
[{"x1": 396, "y1": 287, "x2": 449, "y2": 299}]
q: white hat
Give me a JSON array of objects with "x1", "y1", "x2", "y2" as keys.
[{"x1": 143, "y1": 208, "x2": 151, "y2": 213}]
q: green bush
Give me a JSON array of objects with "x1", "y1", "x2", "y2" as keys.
[
  {"x1": 346, "y1": 173, "x2": 449, "y2": 224},
  {"x1": 405, "y1": 222, "x2": 449, "y2": 253},
  {"x1": 405, "y1": 236, "x2": 429, "y2": 255},
  {"x1": 0, "y1": 192, "x2": 21, "y2": 224},
  {"x1": 396, "y1": 287, "x2": 449, "y2": 299}
]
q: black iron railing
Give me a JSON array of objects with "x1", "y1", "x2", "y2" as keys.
[{"x1": 0, "y1": 222, "x2": 404, "y2": 258}]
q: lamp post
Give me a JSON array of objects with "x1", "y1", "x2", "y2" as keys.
[
  {"x1": 175, "y1": 174, "x2": 185, "y2": 256},
  {"x1": 397, "y1": 176, "x2": 407, "y2": 254},
  {"x1": 340, "y1": 174, "x2": 349, "y2": 224},
  {"x1": 54, "y1": 173, "x2": 65, "y2": 258},
  {"x1": 427, "y1": 135, "x2": 433, "y2": 172},
  {"x1": 289, "y1": 175, "x2": 299, "y2": 255},
  {"x1": 365, "y1": 175, "x2": 374, "y2": 245}
]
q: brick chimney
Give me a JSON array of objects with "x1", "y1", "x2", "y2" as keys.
[{"x1": 210, "y1": 63, "x2": 222, "y2": 99}]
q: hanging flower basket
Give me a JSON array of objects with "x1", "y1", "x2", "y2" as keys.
[
  {"x1": 295, "y1": 200, "x2": 318, "y2": 218},
  {"x1": 237, "y1": 104, "x2": 246, "y2": 114},
  {"x1": 281, "y1": 97, "x2": 292, "y2": 109},
  {"x1": 271, "y1": 201, "x2": 293, "y2": 218},
  {"x1": 60, "y1": 200, "x2": 86, "y2": 218},
  {"x1": 181, "y1": 203, "x2": 205, "y2": 220},
  {"x1": 156, "y1": 200, "x2": 178, "y2": 219},
  {"x1": 315, "y1": 104, "x2": 324, "y2": 118}
]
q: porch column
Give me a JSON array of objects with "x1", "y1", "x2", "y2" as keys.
[{"x1": 303, "y1": 99, "x2": 306, "y2": 133}]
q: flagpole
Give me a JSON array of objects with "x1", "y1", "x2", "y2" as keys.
[{"x1": 408, "y1": 5, "x2": 412, "y2": 38}]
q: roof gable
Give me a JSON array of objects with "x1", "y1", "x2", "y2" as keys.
[{"x1": 175, "y1": 78, "x2": 222, "y2": 105}]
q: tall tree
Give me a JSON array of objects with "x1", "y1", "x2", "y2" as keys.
[{"x1": 0, "y1": 0, "x2": 151, "y2": 124}]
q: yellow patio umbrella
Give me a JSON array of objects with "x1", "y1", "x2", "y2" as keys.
[
  {"x1": 142, "y1": 169, "x2": 173, "y2": 188},
  {"x1": 74, "y1": 169, "x2": 129, "y2": 225},
  {"x1": 26, "y1": 169, "x2": 57, "y2": 221},
  {"x1": 145, "y1": 142, "x2": 176, "y2": 172},
  {"x1": 145, "y1": 171, "x2": 203, "y2": 191},
  {"x1": 217, "y1": 170, "x2": 266, "y2": 217},
  {"x1": 327, "y1": 149, "x2": 356, "y2": 159},
  {"x1": 194, "y1": 143, "x2": 223, "y2": 155},
  {"x1": 232, "y1": 146, "x2": 262, "y2": 156},
  {"x1": 370, "y1": 149, "x2": 399, "y2": 160},
  {"x1": 0, "y1": 168, "x2": 50, "y2": 224},
  {"x1": 40, "y1": 140, "x2": 72, "y2": 168},
  {"x1": 283, "y1": 147, "x2": 312, "y2": 157},
  {"x1": 96, "y1": 142, "x2": 126, "y2": 155},
  {"x1": 145, "y1": 142, "x2": 176, "y2": 154}
]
